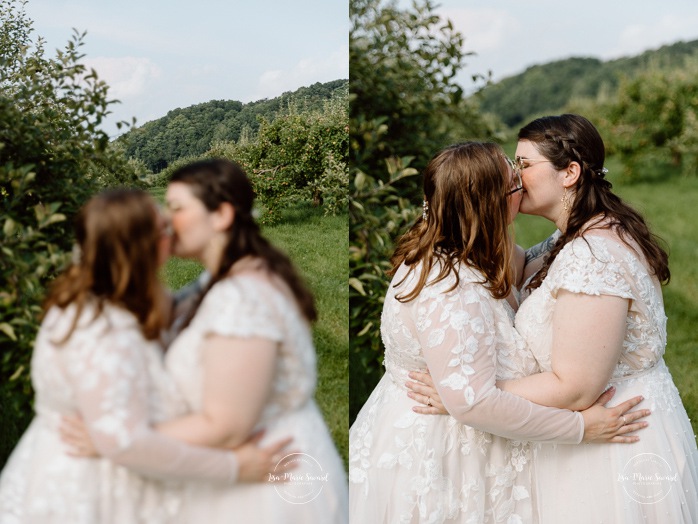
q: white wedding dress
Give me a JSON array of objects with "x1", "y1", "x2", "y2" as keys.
[
  {"x1": 0, "y1": 302, "x2": 239, "y2": 524},
  {"x1": 349, "y1": 261, "x2": 588, "y2": 523},
  {"x1": 164, "y1": 273, "x2": 348, "y2": 523},
  {"x1": 515, "y1": 230, "x2": 698, "y2": 523}
]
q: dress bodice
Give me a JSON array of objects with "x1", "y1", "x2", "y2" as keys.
[
  {"x1": 381, "y1": 262, "x2": 539, "y2": 387},
  {"x1": 33, "y1": 303, "x2": 187, "y2": 430},
  {"x1": 165, "y1": 274, "x2": 317, "y2": 426},
  {"x1": 516, "y1": 231, "x2": 667, "y2": 379}
]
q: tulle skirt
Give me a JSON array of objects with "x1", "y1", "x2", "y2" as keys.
[
  {"x1": 531, "y1": 360, "x2": 698, "y2": 523},
  {"x1": 174, "y1": 401, "x2": 348, "y2": 523},
  {"x1": 0, "y1": 415, "x2": 182, "y2": 524},
  {"x1": 349, "y1": 373, "x2": 532, "y2": 523}
]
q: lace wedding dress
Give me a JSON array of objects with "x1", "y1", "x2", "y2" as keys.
[
  {"x1": 515, "y1": 230, "x2": 698, "y2": 523},
  {"x1": 164, "y1": 274, "x2": 348, "y2": 523},
  {"x1": 0, "y1": 302, "x2": 239, "y2": 524},
  {"x1": 349, "y1": 262, "x2": 588, "y2": 523}
]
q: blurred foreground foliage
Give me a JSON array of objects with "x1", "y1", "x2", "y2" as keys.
[{"x1": 0, "y1": 0, "x2": 140, "y2": 467}]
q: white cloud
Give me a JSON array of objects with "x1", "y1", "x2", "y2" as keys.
[
  {"x1": 607, "y1": 13, "x2": 698, "y2": 59},
  {"x1": 82, "y1": 56, "x2": 162, "y2": 99},
  {"x1": 439, "y1": 7, "x2": 519, "y2": 53},
  {"x1": 251, "y1": 45, "x2": 348, "y2": 101}
]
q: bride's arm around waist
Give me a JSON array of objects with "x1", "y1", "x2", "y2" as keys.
[
  {"x1": 499, "y1": 290, "x2": 628, "y2": 410},
  {"x1": 66, "y1": 329, "x2": 239, "y2": 482},
  {"x1": 412, "y1": 281, "x2": 584, "y2": 444},
  {"x1": 156, "y1": 334, "x2": 277, "y2": 448}
]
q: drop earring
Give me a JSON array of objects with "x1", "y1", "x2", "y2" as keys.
[{"x1": 561, "y1": 188, "x2": 570, "y2": 212}]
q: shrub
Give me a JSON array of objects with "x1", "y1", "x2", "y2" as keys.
[
  {"x1": 348, "y1": 0, "x2": 492, "y2": 420},
  {"x1": 155, "y1": 88, "x2": 349, "y2": 224},
  {"x1": 0, "y1": 0, "x2": 136, "y2": 467}
]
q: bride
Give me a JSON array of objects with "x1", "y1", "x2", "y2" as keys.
[
  {"x1": 348, "y1": 141, "x2": 648, "y2": 523},
  {"x1": 154, "y1": 158, "x2": 348, "y2": 522}
]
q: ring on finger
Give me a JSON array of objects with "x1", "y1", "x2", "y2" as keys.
[
  {"x1": 621, "y1": 415, "x2": 627, "y2": 425},
  {"x1": 426, "y1": 397, "x2": 432, "y2": 406}
]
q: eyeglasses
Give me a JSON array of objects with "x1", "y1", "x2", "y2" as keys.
[
  {"x1": 506, "y1": 156, "x2": 555, "y2": 195},
  {"x1": 514, "y1": 156, "x2": 553, "y2": 172},
  {"x1": 505, "y1": 157, "x2": 524, "y2": 196}
]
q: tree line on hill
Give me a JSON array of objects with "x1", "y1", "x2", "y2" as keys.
[
  {"x1": 117, "y1": 79, "x2": 347, "y2": 173},
  {"x1": 475, "y1": 39, "x2": 698, "y2": 179},
  {"x1": 477, "y1": 40, "x2": 698, "y2": 130}
]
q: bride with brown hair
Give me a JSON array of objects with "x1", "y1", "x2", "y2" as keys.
[{"x1": 348, "y1": 141, "x2": 648, "y2": 523}]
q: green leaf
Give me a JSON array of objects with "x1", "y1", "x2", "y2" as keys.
[
  {"x1": 0, "y1": 323, "x2": 17, "y2": 341},
  {"x1": 354, "y1": 170, "x2": 367, "y2": 192},
  {"x1": 40, "y1": 213, "x2": 66, "y2": 229},
  {"x1": 10, "y1": 365, "x2": 25, "y2": 381},
  {"x1": 357, "y1": 321, "x2": 374, "y2": 337},
  {"x1": 3, "y1": 218, "x2": 16, "y2": 236},
  {"x1": 349, "y1": 277, "x2": 366, "y2": 296}
]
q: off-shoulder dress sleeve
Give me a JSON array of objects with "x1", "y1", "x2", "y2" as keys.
[{"x1": 412, "y1": 278, "x2": 584, "y2": 444}]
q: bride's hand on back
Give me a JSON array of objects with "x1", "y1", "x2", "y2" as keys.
[
  {"x1": 60, "y1": 414, "x2": 99, "y2": 457},
  {"x1": 406, "y1": 371, "x2": 448, "y2": 415},
  {"x1": 580, "y1": 387, "x2": 651, "y2": 443},
  {"x1": 407, "y1": 373, "x2": 653, "y2": 445},
  {"x1": 234, "y1": 430, "x2": 298, "y2": 483}
]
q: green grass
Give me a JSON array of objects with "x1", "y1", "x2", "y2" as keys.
[
  {"x1": 158, "y1": 200, "x2": 349, "y2": 467},
  {"x1": 513, "y1": 163, "x2": 698, "y2": 440}
]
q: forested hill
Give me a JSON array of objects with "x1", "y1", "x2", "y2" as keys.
[
  {"x1": 476, "y1": 39, "x2": 698, "y2": 128},
  {"x1": 116, "y1": 79, "x2": 348, "y2": 173}
]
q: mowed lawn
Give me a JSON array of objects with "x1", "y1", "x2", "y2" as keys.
[
  {"x1": 152, "y1": 190, "x2": 349, "y2": 467},
  {"x1": 512, "y1": 164, "x2": 698, "y2": 441}
]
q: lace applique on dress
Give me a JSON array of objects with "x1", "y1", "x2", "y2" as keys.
[{"x1": 350, "y1": 261, "x2": 583, "y2": 523}]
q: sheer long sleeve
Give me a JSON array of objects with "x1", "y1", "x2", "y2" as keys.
[
  {"x1": 412, "y1": 278, "x2": 584, "y2": 444},
  {"x1": 60, "y1": 308, "x2": 239, "y2": 483}
]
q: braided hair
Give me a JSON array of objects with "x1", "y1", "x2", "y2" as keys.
[{"x1": 522, "y1": 114, "x2": 670, "y2": 289}]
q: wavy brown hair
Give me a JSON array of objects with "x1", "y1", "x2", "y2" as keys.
[
  {"x1": 43, "y1": 188, "x2": 167, "y2": 342},
  {"x1": 170, "y1": 158, "x2": 317, "y2": 323},
  {"x1": 521, "y1": 114, "x2": 670, "y2": 290},
  {"x1": 390, "y1": 142, "x2": 514, "y2": 302}
]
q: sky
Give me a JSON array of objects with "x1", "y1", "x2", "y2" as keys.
[
  {"x1": 405, "y1": 0, "x2": 698, "y2": 92},
  {"x1": 24, "y1": 0, "x2": 348, "y2": 137},
  {"x1": 23, "y1": 1, "x2": 698, "y2": 138}
]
